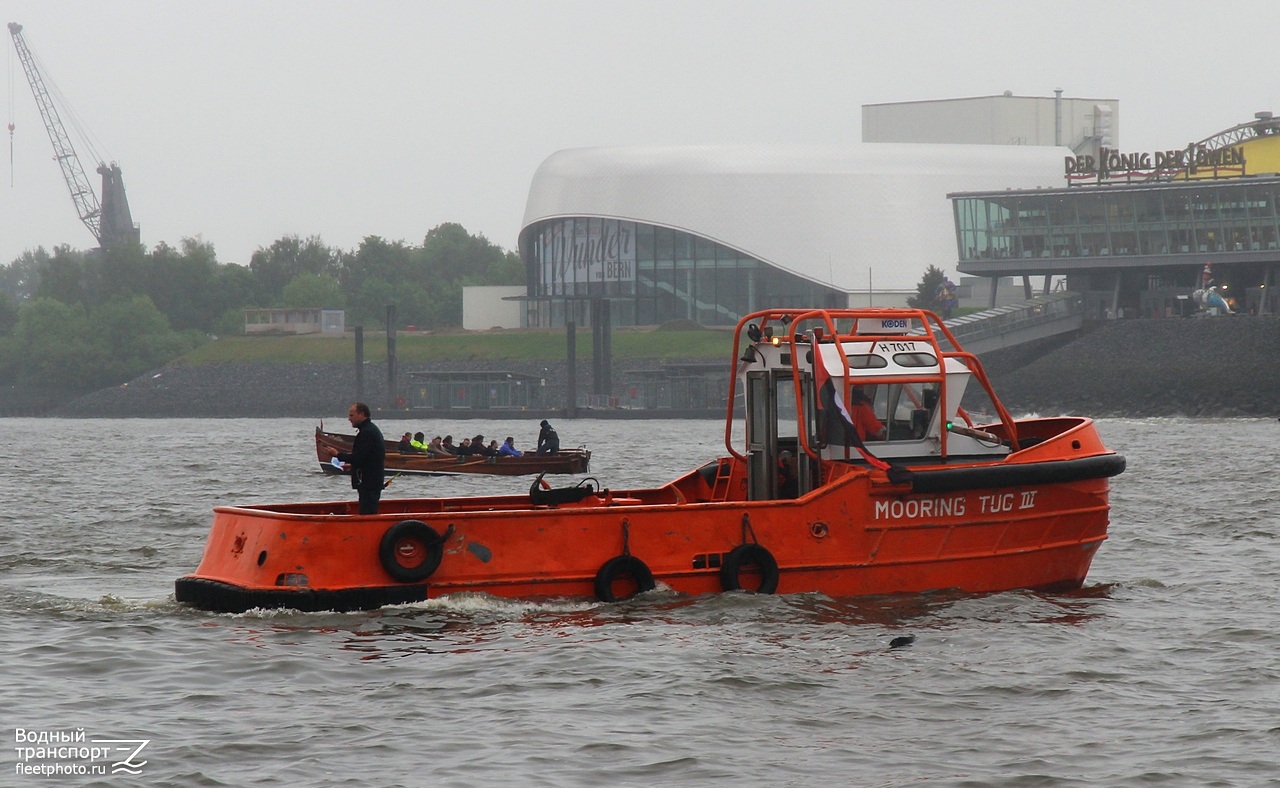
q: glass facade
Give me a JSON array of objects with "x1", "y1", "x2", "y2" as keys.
[
  {"x1": 955, "y1": 179, "x2": 1280, "y2": 263},
  {"x1": 522, "y1": 219, "x2": 845, "y2": 327},
  {"x1": 953, "y1": 177, "x2": 1280, "y2": 318}
]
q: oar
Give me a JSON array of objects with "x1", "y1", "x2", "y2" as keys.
[{"x1": 383, "y1": 472, "x2": 403, "y2": 490}]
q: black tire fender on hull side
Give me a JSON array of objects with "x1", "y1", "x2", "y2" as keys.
[
  {"x1": 379, "y1": 520, "x2": 445, "y2": 583},
  {"x1": 904, "y1": 454, "x2": 1126, "y2": 495},
  {"x1": 720, "y1": 544, "x2": 779, "y2": 594},
  {"x1": 594, "y1": 555, "x2": 656, "y2": 602}
]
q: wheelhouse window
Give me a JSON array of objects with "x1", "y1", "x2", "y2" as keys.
[
  {"x1": 892, "y1": 352, "x2": 937, "y2": 368},
  {"x1": 872, "y1": 382, "x2": 941, "y2": 442},
  {"x1": 846, "y1": 354, "x2": 888, "y2": 369}
]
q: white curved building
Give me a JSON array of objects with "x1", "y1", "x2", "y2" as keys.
[{"x1": 519, "y1": 143, "x2": 1070, "y2": 327}]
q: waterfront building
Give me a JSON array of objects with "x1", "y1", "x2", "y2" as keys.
[
  {"x1": 863, "y1": 91, "x2": 1118, "y2": 159},
  {"x1": 518, "y1": 143, "x2": 1067, "y2": 327},
  {"x1": 952, "y1": 112, "x2": 1280, "y2": 317},
  {"x1": 243, "y1": 307, "x2": 345, "y2": 335}
]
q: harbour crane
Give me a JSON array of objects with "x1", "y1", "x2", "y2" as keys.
[{"x1": 7, "y1": 22, "x2": 139, "y2": 250}]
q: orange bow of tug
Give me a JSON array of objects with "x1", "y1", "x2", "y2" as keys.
[{"x1": 176, "y1": 308, "x2": 1124, "y2": 613}]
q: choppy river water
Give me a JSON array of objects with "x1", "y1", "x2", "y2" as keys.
[{"x1": 2, "y1": 417, "x2": 1278, "y2": 786}]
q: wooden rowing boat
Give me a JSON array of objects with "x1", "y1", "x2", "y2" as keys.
[{"x1": 315, "y1": 427, "x2": 590, "y2": 477}]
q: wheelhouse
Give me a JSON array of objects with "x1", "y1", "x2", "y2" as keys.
[{"x1": 727, "y1": 308, "x2": 1018, "y2": 501}]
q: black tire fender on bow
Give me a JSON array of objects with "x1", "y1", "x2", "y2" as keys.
[
  {"x1": 720, "y1": 543, "x2": 779, "y2": 594},
  {"x1": 379, "y1": 520, "x2": 444, "y2": 583},
  {"x1": 594, "y1": 555, "x2": 656, "y2": 602}
]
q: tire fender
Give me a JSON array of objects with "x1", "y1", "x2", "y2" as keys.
[
  {"x1": 379, "y1": 520, "x2": 444, "y2": 583},
  {"x1": 594, "y1": 555, "x2": 656, "y2": 602},
  {"x1": 720, "y1": 544, "x2": 779, "y2": 594}
]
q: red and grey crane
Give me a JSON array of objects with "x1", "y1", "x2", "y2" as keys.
[{"x1": 7, "y1": 21, "x2": 139, "y2": 250}]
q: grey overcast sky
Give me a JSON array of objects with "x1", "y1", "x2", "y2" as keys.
[{"x1": 3, "y1": 0, "x2": 1276, "y2": 267}]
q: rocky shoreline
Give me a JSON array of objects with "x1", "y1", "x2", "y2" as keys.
[
  {"x1": 46, "y1": 316, "x2": 1280, "y2": 419},
  {"x1": 989, "y1": 315, "x2": 1280, "y2": 418},
  {"x1": 48, "y1": 358, "x2": 681, "y2": 419}
]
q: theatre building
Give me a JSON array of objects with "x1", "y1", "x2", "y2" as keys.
[
  {"x1": 517, "y1": 143, "x2": 1068, "y2": 327},
  {"x1": 952, "y1": 112, "x2": 1280, "y2": 317}
]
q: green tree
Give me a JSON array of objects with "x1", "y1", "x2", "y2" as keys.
[
  {"x1": 419, "y1": 222, "x2": 521, "y2": 287},
  {"x1": 144, "y1": 239, "x2": 221, "y2": 332},
  {"x1": 211, "y1": 307, "x2": 247, "y2": 338},
  {"x1": 341, "y1": 236, "x2": 412, "y2": 295},
  {"x1": 250, "y1": 235, "x2": 340, "y2": 306},
  {"x1": 282, "y1": 273, "x2": 345, "y2": 309},
  {"x1": 98, "y1": 241, "x2": 150, "y2": 303},
  {"x1": 423, "y1": 279, "x2": 463, "y2": 327},
  {"x1": 34, "y1": 245, "x2": 93, "y2": 306},
  {"x1": 414, "y1": 222, "x2": 524, "y2": 327},
  {"x1": 0, "y1": 292, "x2": 17, "y2": 335},
  {"x1": 2, "y1": 295, "x2": 195, "y2": 396},
  {"x1": 347, "y1": 277, "x2": 430, "y2": 329},
  {"x1": 89, "y1": 296, "x2": 195, "y2": 381},
  {"x1": 0, "y1": 332, "x2": 17, "y2": 387},
  {"x1": 1, "y1": 248, "x2": 47, "y2": 302},
  {"x1": 209, "y1": 263, "x2": 256, "y2": 331},
  {"x1": 907, "y1": 265, "x2": 948, "y2": 312},
  {"x1": 8, "y1": 297, "x2": 99, "y2": 391}
]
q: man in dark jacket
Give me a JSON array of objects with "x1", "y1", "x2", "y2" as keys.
[
  {"x1": 321, "y1": 402, "x2": 385, "y2": 514},
  {"x1": 536, "y1": 420, "x2": 559, "y2": 455}
]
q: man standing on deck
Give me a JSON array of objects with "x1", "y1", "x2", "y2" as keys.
[{"x1": 319, "y1": 402, "x2": 385, "y2": 514}]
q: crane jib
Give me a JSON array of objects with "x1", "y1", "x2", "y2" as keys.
[{"x1": 7, "y1": 22, "x2": 138, "y2": 250}]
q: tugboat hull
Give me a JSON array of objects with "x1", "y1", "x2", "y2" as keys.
[{"x1": 177, "y1": 307, "x2": 1124, "y2": 613}]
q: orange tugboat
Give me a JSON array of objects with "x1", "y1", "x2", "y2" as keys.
[{"x1": 176, "y1": 308, "x2": 1124, "y2": 613}]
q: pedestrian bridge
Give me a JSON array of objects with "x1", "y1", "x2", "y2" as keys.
[{"x1": 925, "y1": 292, "x2": 1084, "y2": 355}]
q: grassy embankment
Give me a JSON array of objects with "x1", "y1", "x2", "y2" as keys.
[{"x1": 176, "y1": 327, "x2": 736, "y2": 365}]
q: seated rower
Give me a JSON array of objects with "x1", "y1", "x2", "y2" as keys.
[
  {"x1": 470, "y1": 434, "x2": 495, "y2": 457},
  {"x1": 498, "y1": 437, "x2": 523, "y2": 457}
]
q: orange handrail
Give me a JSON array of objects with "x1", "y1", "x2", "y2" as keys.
[{"x1": 723, "y1": 307, "x2": 1021, "y2": 464}]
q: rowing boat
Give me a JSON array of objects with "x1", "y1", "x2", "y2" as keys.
[{"x1": 314, "y1": 427, "x2": 590, "y2": 477}]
